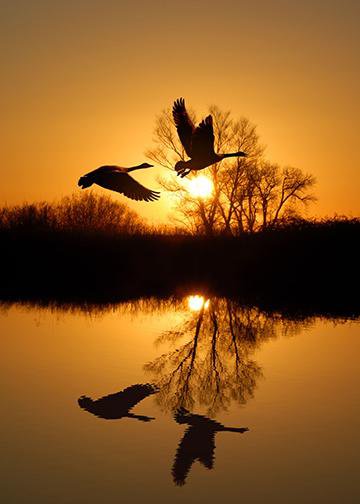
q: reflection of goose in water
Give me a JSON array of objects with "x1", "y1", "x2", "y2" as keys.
[
  {"x1": 78, "y1": 383, "x2": 159, "y2": 422},
  {"x1": 172, "y1": 98, "x2": 247, "y2": 177},
  {"x1": 172, "y1": 407, "x2": 249, "y2": 486},
  {"x1": 78, "y1": 163, "x2": 160, "y2": 202}
]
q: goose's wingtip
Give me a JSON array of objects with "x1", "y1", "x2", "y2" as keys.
[{"x1": 173, "y1": 97, "x2": 185, "y2": 106}]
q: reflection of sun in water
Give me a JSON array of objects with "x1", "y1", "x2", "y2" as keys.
[
  {"x1": 188, "y1": 176, "x2": 213, "y2": 199},
  {"x1": 187, "y1": 295, "x2": 210, "y2": 311}
]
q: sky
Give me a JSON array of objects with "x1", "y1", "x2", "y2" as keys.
[{"x1": 1, "y1": 0, "x2": 359, "y2": 223}]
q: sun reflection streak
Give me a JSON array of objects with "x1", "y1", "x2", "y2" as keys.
[{"x1": 187, "y1": 295, "x2": 210, "y2": 311}]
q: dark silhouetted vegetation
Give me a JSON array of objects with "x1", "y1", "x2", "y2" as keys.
[
  {"x1": 0, "y1": 191, "x2": 150, "y2": 235},
  {"x1": 0, "y1": 193, "x2": 359, "y2": 318}
]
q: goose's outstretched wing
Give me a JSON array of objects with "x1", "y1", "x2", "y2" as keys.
[
  {"x1": 96, "y1": 171, "x2": 160, "y2": 202},
  {"x1": 78, "y1": 383, "x2": 159, "y2": 419},
  {"x1": 172, "y1": 427, "x2": 198, "y2": 486},
  {"x1": 172, "y1": 98, "x2": 195, "y2": 158},
  {"x1": 191, "y1": 115, "x2": 215, "y2": 159},
  {"x1": 172, "y1": 425, "x2": 216, "y2": 485},
  {"x1": 96, "y1": 383, "x2": 159, "y2": 411},
  {"x1": 174, "y1": 407, "x2": 221, "y2": 429},
  {"x1": 95, "y1": 383, "x2": 158, "y2": 410}
]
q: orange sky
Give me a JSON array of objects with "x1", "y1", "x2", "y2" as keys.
[{"x1": 1, "y1": 0, "x2": 359, "y2": 223}]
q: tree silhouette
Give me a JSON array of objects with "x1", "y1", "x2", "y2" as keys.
[{"x1": 146, "y1": 105, "x2": 316, "y2": 235}]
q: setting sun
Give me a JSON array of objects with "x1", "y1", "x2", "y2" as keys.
[{"x1": 187, "y1": 176, "x2": 213, "y2": 199}]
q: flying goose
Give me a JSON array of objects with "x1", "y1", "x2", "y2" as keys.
[
  {"x1": 78, "y1": 383, "x2": 159, "y2": 422},
  {"x1": 172, "y1": 407, "x2": 248, "y2": 485},
  {"x1": 172, "y1": 98, "x2": 247, "y2": 177},
  {"x1": 78, "y1": 163, "x2": 160, "y2": 202}
]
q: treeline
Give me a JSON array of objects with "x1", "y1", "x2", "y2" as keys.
[
  {"x1": 0, "y1": 192, "x2": 153, "y2": 235},
  {"x1": 0, "y1": 191, "x2": 358, "y2": 237},
  {"x1": 0, "y1": 193, "x2": 359, "y2": 317}
]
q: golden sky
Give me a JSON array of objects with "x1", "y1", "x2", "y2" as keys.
[{"x1": 1, "y1": 0, "x2": 359, "y2": 223}]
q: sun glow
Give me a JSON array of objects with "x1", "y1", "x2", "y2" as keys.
[
  {"x1": 187, "y1": 295, "x2": 210, "y2": 312},
  {"x1": 187, "y1": 176, "x2": 213, "y2": 199}
]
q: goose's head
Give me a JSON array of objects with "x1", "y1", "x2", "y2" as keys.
[
  {"x1": 78, "y1": 395, "x2": 94, "y2": 410},
  {"x1": 78, "y1": 175, "x2": 93, "y2": 189}
]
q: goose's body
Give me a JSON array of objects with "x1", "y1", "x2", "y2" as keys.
[
  {"x1": 78, "y1": 163, "x2": 160, "y2": 202},
  {"x1": 172, "y1": 407, "x2": 248, "y2": 485},
  {"x1": 78, "y1": 383, "x2": 159, "y2": 422},
  {"x1": 172, "y1": 98, "x2": 247, "y2": 177}
]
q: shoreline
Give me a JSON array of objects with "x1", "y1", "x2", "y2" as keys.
[{"x1": 1, "y1": 220, "x2": 359, "y2": 319}]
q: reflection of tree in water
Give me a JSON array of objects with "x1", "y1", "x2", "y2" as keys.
[{"x1": 144, "y1": 298, "x2": 306, "y2": 415}]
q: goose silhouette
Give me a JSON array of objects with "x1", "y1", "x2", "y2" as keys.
[
  {"x1": 172, "y1": 98, "x2": 247, "y2": 178},
  {"x1": 78, "y1": 383, "x2": 159, "y2": 422},
  {"x1": 172, "y1": 407, "x2": 249, "y2": 485},
  {"x1": 78, "y1": 163, "x2": 160, "y2": 202}
]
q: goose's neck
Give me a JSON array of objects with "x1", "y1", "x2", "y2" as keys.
[
  {"x1": 221, "y1": 151, "x2": 246, "y2": 159},
  {"x1": 127, "y1": 412, "x2": 154, "y2": 422},
  {"x1": 219, "y1": 426, "x2": 249, "y2": 433},
  {"x1": 127, "y1": 164, "x2": 144, "y2": 172}
]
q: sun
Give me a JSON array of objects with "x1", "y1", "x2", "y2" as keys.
[
  {"x1": 187, "y1": 295, "x2": 210, "y2": 312},
  {"x1": 187, "y1": 175, "x2": 213, "y2": 199}
]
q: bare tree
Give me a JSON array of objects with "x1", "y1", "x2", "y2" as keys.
[
  {"x1": 146, "y1": 104, "x2": 316, "y2": 235},
  {"x1": 229, "y1": 162, "x2": 317, "y2": 232}
]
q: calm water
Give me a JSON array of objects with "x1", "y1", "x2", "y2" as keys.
[{"x1": 1, "y1": 297, "x2": 359, "y2": 503}]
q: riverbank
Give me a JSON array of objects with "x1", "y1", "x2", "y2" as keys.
[{"x1": 1, "y1": 218, "x2": 359, "y2": 318}]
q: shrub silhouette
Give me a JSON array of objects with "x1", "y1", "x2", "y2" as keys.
[{"x1": 0, "y1": 192, "x2": 148, "y2": 234}]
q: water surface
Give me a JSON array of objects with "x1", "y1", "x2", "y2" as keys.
[{"x1": 1, "y1": 297, "x2": 359, "y2": 503}]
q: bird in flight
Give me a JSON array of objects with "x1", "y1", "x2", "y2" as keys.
[
  {"x1": 172, "y1": 98, "x2": 247, "y2": 178},
  {"x1": 172, "y1": 407, "x2": 249, "y2": 485},
  {"x1": 78, "y1": 383, "x2": 159, "y2": 422},
  {"x1": 78, "y1": 163, "x2": 160, "y2": 202}
]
